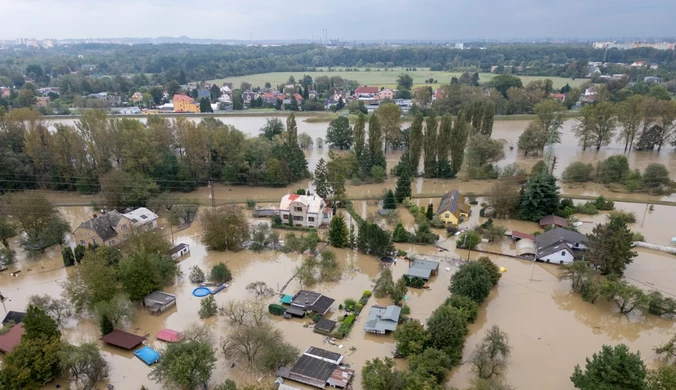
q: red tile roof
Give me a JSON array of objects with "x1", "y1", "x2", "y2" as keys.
[
  {"x1": 0, "y1": 323, "x2": 25, "y2": 354},
  {"x1": 511, "y1": 231, "x2": 536, "y2": 241},
  {"x1": 289, "y1": 194, "x2": 300, "y2": 201},
  {"x1": 355, "y1": 86, "x2": 379, "y2": 94},
  {"x1": 294, "y1": 93, "x2": 304, "y2": 101},
  {"x1": 173, "y1": 94, "x2": 194, "y2": 102}
]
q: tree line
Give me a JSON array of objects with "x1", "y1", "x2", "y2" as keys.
[{"x1": 0, "y1": 109, "x2": 310, "y2": 201}]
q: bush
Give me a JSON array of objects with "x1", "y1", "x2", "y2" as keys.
[
  {"x1": 562, "y1": 162, "x2": 594, "y2": 182},
  {"x1": 575, "y1": 202, "x2": 599, "y2": 215},
  {"x1": 401, "y1": 304, "x2": 411, "y2": 315},
  {"x1": 210, "y1": 263, "x2": 232, "y2": 284},
  {"x1": 445, "y1": 294, "x2": 479, "y2": 323},
  {"x1": 632, "y1": 232, "x2": 645, "y2": 242},
  {"x1": 598, "y1": 155, "x2": 630, "y2": 184},
  {"x1": 199, "y1": 295, "x2": 218, "y2": 319},
  {"x1": 362, "y1": 290, "x2": 372, "y2": 298},
  {"x1": 351, "y1": 177, "x2": 362, "y2": 186},
  {"x1": 268, "y1": 304, "x2": 285, "y2": 315},
  {"x1": 647, "y1": 291, "x2": 676, "y2": 316},
  {"x1": 593, "y1": 196, "x2": 614, "y2": 211},
  {"x1": 449, "y1": 262, "x2": 493, "y2": 303},
  {"x1": 608, "y1": 210, "x2": 637, "y2": 225},
  {"x1": 343, "y1": 298, "x2": 357, "y2": 311},
  {"x1": 397, "y1": 250, "x2": 407, "y2": 257},
  {"x1": 370, "y1": 166, "x2": 387, "y2": 183},
  {"x1": 403, "y1": 275, "x2": 425, "y2": 288},
  {"x1": 477, "y1": 257, "x2": 502, "y2": 286},
  {"x1": 312, "y1": 314, "x2": 321, "y2": 323},
  {"x1": 246, "y1": 199, "x2": 256, "y2": 209},
  {"x1": 189, "y1": 266, "x2": 206, "y2": 283},
  {"x1": 456, "y1": 230, "x2": 481, "y2": 250},
  {"x1": 271, "y1": 215, "x2": 282, "y2": 225},
  {"x1": 625, "y1": 170, "x2": 642, "y2": 192},
  {"x1": 643, "y1": 163, "x2": 670, "y2": 188}
]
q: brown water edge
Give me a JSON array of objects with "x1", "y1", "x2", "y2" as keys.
[{"x1": 1, "y1": 204, "x2": 675, "y2": 390}]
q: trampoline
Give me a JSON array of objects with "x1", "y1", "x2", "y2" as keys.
[
  {"x1": 134, "y1": 346, "x2": 160, "y2": 365},
  {"x1": 192, "y1": 287, "x2": 211, "y2": 297}
]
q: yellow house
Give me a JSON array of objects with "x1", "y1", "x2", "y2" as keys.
[
  {"x1": 173, "y1": 94, "x2": 200, "y2": 113},
  {"x1": 436, "y1": 190, "x2": 471, "y2": 226},
  {"x1": 73, "y1": 211, "x2": 133, "y2": 247}
]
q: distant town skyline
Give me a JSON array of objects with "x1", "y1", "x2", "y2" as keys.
[{"x1": 1, "y1": 0, "x2": 674, "y2": 41}]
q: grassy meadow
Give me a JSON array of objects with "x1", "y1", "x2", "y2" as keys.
[{"x1": 208, "y1": 67, "x2": 586, "y2": 91}]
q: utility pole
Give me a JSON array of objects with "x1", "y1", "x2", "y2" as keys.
[
  {"x1": 641, "y1": 187, "x2": 653, "y2": 227},
  {"x1": 209, "y1": 180, "x2": 216, "y2": 208}
]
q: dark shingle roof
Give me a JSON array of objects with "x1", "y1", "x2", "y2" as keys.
[
  {"x1": 100, "y1": 330, "x2": 145, "y2": 350},
  {"x1": 2, "y1": 311, "x2": 26, "y2": 325},
  {"x1": 305, "y1": 347, "x2": 342, "y2": 362},
  {"x1": 290, "y1": 354, "x2": 336, "y2": 382},
  {"x1": 535, "y1": 227, "x2": 587, "y2": 249},
  {"x1": 78, "y1": 211, "x2": 122, "y2": 240},
  {"x1": 315, "y1": 319, "x2": 336, "y2": 333},
  {"x1": 310, "y1": 295, "x2": 335, "y2": 315},
  {"x1": 436, "y1": 190, "x2": 470, "y2": 216},
  {"x1": 539, "y1": 215, "x2": 568, "y2": 228}
]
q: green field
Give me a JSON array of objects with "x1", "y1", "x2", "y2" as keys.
[{"x1": 208, "y1": 68, "x2": 585, "y2": 91}]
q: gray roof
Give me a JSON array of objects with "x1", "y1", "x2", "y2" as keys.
[
  {"x1": 305, "y1": 347, "x2": 342, "y2": 363},
  {"x1": 168, "y1": 243, "x2": 189, "y2": 255},
  {"x1": 410, "y1": 259, "x2": 440, "y2": 271},
  {"x1": 197, "y1": 89, "x2": 210, "y2": 99},
  {"x1": 364, "y1": 305, "x2": 401, "y2": 333},
  {"x1": 535, "y1": 227, "x2": 587, "y2": 249},
  {"x1": 536, "y1": 241, "x2": 573, "y2": 259},
  {"x1": 406, "y1": 267, "x2": 432, "y2": 280},
  {"x1": 315, "y1": 319, "x2": 336, "y2": 333},
  {"x1": 78, "y1": 211, "x2": 122, "y2": 240},
  {"x1": 144, "y1": 291, "x2": 176, "y2": 304},
  {"x1": 290, "y1": 355, "x2": 335, "y2": 382},
  {"x1": 290, "y1": 290, "x2": 334, "y2": 315},
  {"x1": 437, "y1": 190, "x2": 470, "y2": 216}
]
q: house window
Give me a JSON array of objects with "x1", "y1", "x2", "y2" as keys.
[
  {"x1": 80, "y1": 240, "x2": 85, "y2": 245},
  {"x1": 445, "y1": 213, "x2": 450, "y2": 218},
  {"x1": 121, "y1": 224, "x2": 127, "y2": 230},
  {"x1": 294, "y1": 206, "x2": 303, "y2": 212},
  {"x1": 308, "y1": 217, "x2": 315, "y2": 222},
  {"x1": 110, "y1": 240, "x2": 116, "y2": 246},
  {"x1": 282, "y1": 214, "x2": 289, "y2": 220},
  {"x1": 293, "y1": 216, "x2": 303, "y2": 221},
  {"x1": 561, "y1": 251, "x2": 566, "y2": 256}
]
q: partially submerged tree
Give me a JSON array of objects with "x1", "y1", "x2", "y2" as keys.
[
  {"x1": 59, "y1": 342, "x2": 110, "y2": 390},
  {"x1": 149, "y1": 339, "x2": 217, "y2": 390},
  {"x1": 471, "y1": 325, "x2": 512, "y2": 379},
  {"x1": 200, "y1": 206, "x2": 250, "y2": 251},
  {"x1": 27, "y1": 295, "x2": 72, "y2": 328},
  {"x1": 570, "y1": 344, "x2": 647, "y2": 390},
  {"x1": 393, "y1": 319, "x2": 429, "y2": 358}
]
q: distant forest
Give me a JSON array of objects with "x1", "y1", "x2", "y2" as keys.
[{"x1": 1, "y1": 43, "x2": 675, "y2": 85}]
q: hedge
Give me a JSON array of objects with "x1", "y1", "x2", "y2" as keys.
[{"x1": 269, "y1": 304, "x2": 285, "y2": 316}]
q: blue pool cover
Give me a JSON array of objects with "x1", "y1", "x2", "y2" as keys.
[
  {"x1": 134, "y1": 346, "x2": 160, "y2": 365},
  {"x1": 192, "y1": 287, "x2": 211, "y2": 297}
]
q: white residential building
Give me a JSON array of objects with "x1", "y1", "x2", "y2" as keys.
[
  {"x1": 279, "y1": 194, "x2": 333, "y2": 228},
  {"x1": 122, "y1": 207, "x2": 159, "y2": 231}
]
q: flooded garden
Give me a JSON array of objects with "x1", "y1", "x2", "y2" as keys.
[{"x1": 0, "y1": 115, "x2": 675, "y2": 389}]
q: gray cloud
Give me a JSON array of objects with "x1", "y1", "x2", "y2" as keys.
[{"x1": 1, "y1": 0, "x2": 674, "y2": 40}]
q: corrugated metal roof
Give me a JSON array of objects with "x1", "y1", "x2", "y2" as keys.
[
  {"x1": 405, "y1": 267, "x2": 432, "y2": 280},
  {"x1": 516, "y1": 239, "x2": 536, "y2": 256}
]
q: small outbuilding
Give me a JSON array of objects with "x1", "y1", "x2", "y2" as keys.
[
  {"x1": 144, "y1": 291, "x2": 177, "y2": 315},
  {"x1": 134, "y1": 345, "x2": 161, "y2": 365},
  {"x1": 539, "y1": 215, "x2": 568, "y2": 229},
  {"x1": 2, "y1": 311, "x2": 26, "y2": 325},
  {"x1": 156, "y1": 328, "x2": 184, "y2": 343},
  {"x1": 100, "y1": 330, "x2": 146, "y2": 350},
  {"x1": 314, "y1": 319, "x2": 337, "y2": 333},
  {"x1": 405, "y1": 259, "x2": 440, "y2": 281},
  {"x1": 277, "y1": 347, "x2": 354, "y2": 389},
  {"x1": 0, "y1": 323, "x2": 25, "y2": 354},
  {"x1": 168, "y1": 243, "x2": 190, "y2": 260},
  {"x1": 364, "y1": 305, "x2": 401, "y2": 334}
]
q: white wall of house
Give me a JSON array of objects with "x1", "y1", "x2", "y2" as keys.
[{"x1": 539, "y1": 250, "x2": 575, "y2": 264}]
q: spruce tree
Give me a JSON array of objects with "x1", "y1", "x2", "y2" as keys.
[
  {"x1": 383, "y1": 190, "x2": 397, "y2": 210},
  {"x1": 100, "y1": 314, "x2": 114, "y2": 336},
  {"x1": 426, "y1": 203, "x2": 434, "y2": 220},
  {"x1": 408, "y1": 113, "x2": 424, "y2": 175},
  {"x1": 586, "y1": 218, "x2": 637, "y2": 277},
  {"x1": 395, "y1": 168, "x2": 412, "y2": 203},
  {"x1": 328, "y1": 214, "x2": 349, "y2": 248},
  {"x1": 518, "y1": 173, "x2": 560, "y2": 221},
  {"x1": 313, "y1": 158, "x2": 330, "y2": 200},
  {"x1": 423, "y1": 111, "x2": 438, "y2": 177}
]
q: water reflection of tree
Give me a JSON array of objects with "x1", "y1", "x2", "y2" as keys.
[{"x1": 552, "y1": 289, "x2": 673, "y2": 342}]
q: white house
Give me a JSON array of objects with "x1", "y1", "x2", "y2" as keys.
[
  {"x1": 122, "y1": 207, "x2": 159, "y2": 231},
  {"x1": 535, "y1": 227, "x2": 588, "y2": 264},
  {"x1": 279, "y1": 194, "x2": 333, "y2": 228}
]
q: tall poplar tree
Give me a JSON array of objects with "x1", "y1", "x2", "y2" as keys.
[
  {"x1": 481, "y1": 101, "x2": 495, "y2": 137},
  {"x1": 423, "y1": 111, "x2": 438, "y2": 177},
  {"x1": 353, "y1": 112, "x2": 366, "y2": 159},
  {"x1": 408, "y1": 113, "x2": 424, "y2": 175},
  {"x1": 368, "y1": 114, "x2": 385, "y2": 170},
  {"x1": 436, "y1": 114, "x2": 454, "y2": 178},
  {"x1": 450, "y1": 111, "x2": 469, "y2": 173}
]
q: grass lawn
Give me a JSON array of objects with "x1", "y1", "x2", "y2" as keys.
[{"x1": 208, "y1": 67, "x2": 585, "y2": 91}]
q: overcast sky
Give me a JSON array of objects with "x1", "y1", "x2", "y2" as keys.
[{"x1": 2, "y1": 0, "x2": 674, "y2": 41}]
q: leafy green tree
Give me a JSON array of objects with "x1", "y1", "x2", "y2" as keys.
[
  {"x1": 210, "y1": 262, "x2": 232, "y2": 284},
  {"x1": 488, "y1": 74, "x2": 523, "y2": 97},
  {"x1": 200, "y1": 206, "x2": 250, "y2": 251},
  {"x1": 426, "y1": 305, "x2": 468, "y2": 365},
  {"x1": 481, "y1": 101, "x2": 496, "y2": 136},
  {"x1": 260, "y1": 118, "x2": 284, "y2": 140},
  {"x1": 450, "y1": 262, "x2": 494, "y2": 303},
  {"x1": 563, "y1": 162, "x2": 594, "y2": 182},
  {"x1": 357, "y1": 222, "x2": 394, "y2": 257},
  {"x1": 642, "y1": 163, "x2": 670, "y2": 188},
  {"x1": 326, "y1": 116, "x2": 353, "y2": 149},
  {"x1": 574, "y1": 102, "x2": 617, "y2": 151},
  {"x1": 517, "y1": 121, "x2": 549, "y2": 156},
  {"x1": 361, "y1": 357, "x2": 407, "y2": 390},
  {"x1": 487, "y1": 181, "x2": 520, "y2": 219},
  {"x1": 395, "y1": 169, "x2": 412, "y2": 203},
  {"x1": 393, "y1": 319, "x2": 429, "y2": 357},
  {"x1": 0, "y1": 217, "x2": 17, "y2": 248},
  {"x1": 617, "y1": 95, "x2": 645, "y2": 152},
  {"x1": 383, "y1": 190, "x2": 397, "y2": 210},
  {"x1": 409, "y1": 348, "x2": 451, "y2": 383},
  {"x1": 149, "y1": 339, "x2": 217, "y2": 390},
  {"x1": 477, "y1": 257, "x2": 502, "y2": 286},
  {"x1": 647, "y1": 364, "x2": 676, "y2": 390},
  {"x1": 62, "y1": 247, "x2": 120, "y2": 314},
  {"x1": 23, "y1": 305, "x2": 61, "y2": 340},
  {"x1": 423, "y1": 111, "x2": 438, "y2": 177},
  {"x1": 601, "y1": 279, "x2": 648, "y2": 314},
  {"x1": 199, "y1": 295, "x2": 218, "y2": 318},
  {"x1": 0, "y1": 336, "x2": 62, "y2": 390},
  {"x1": 397, "y1": 74, "x2": 414, "y2": 90},
  {"x1": 408, "y1": 113, "x2": 424, "y2": 175},
  {"x1": 586, "y1": 217, "x2": 637, "y2": 277},
  {"x1": 426, "y1": 203, "x2": 434, "y2": 220},
  {"x1": 445, "y1": 294, "x2": 480, "y2": 323},
  {"x1": 389, "y1": 277, "x2": 408, "y2": 306},
  {"x1": 570, "y1": 344, "x2": 647, "y2": 390},
  {"x1": 471, "y1": 325, "x2": 511, "y2": 379},
  {"x1": 450, "y1": 111, "x2": 469, "y2": 173},
  {"x1": 58, "y1": 342, "x2": 110, "y2": 390},
  {"x1": 467, "y1": 134, "x2": 505, "y2": 168},
  {"x1": 373, "y1": 268, "x2": 394, "y2": 299},
  {"x1": 518, "y1": 173, "x2": 560, "y2": 221},
  {"x1": 328, "y1": 214, "x2": 349, "y2": 248},
  {"x1": 456, "y1": 230, "x2": 482, "y2": 250}
]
